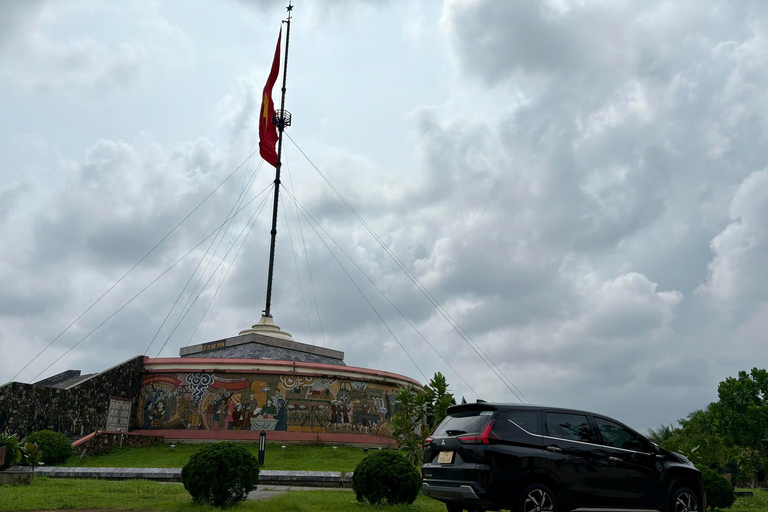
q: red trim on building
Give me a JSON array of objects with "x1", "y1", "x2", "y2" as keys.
[{"x1": 132, "y1": 429, "x2": 397, "y2": 446}]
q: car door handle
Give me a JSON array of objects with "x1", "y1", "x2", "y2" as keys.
[
  {"x1": 547, "y1": 445, "x2": 563, "y2": 452},
  {"x1": 609, "y1": 456, "x2": 623, "y2": 463}
]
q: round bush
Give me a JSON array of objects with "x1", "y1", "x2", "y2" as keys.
[
  {"x1": 23, "y1": 430, "x2": 72, "y2": 465},
  {"x1": 352, "y1": 450, "x2": 420, "y2": 505},
  {"x1": 698, "y1": 466, "x2": 735, "y2": 509},
  {"x1": 181, "y1": 442, "x2": 259, "y2": 508}
]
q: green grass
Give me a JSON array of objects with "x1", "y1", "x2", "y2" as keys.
[
  {"x1": 64, "y1": 443, "x2": 370, "y2": 471},
  {"x1": 731, "y1": 488, "x2": 768, "y2": 512},
  {"x1": 3, "y1": 479, "x2": 768, "y2": 512},
  {"x1": 0, "y1": 478, "x2": 445, "y2": 511}
]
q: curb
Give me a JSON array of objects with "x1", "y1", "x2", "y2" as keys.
[{"x1": 3, "y1": 467, "x2": 353, "y2": 487}]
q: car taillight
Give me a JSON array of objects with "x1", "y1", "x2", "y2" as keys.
[
  {"x1": 425, "y1": 437, "x2": 433, "y2": 447},
  {"x1": 458, "y1": 420, "x2": 499, "y2": 444}
]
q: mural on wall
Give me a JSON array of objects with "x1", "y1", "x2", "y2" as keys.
[{"x1": 135, "y1": 372, "x2": 400, "y2": 437}]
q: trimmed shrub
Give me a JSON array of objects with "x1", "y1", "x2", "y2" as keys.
[
  {"x1": 698, "y1": 466, "x2": 735, "y2": 509},
  {"x1": 181, "y1": 442, "x2": 259, "y2": 508},
  {"x1": 352, "y1": 450, "x2": 420, "y2": 505},
  {"x1": 23, "y1": 430, "x2": 72, "y2": 465}
]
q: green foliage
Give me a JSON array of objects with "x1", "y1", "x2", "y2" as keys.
[
  {"x1": 0, "y1": 433, "x2": 24, "y2": 471},
  {"x1": 180, "y1": 442, "x2": 259, "y2": 508},
  {"x1": 391, "y1": 373, "x2": 455, "y2": 466},
  {"x1": 698, "y1": 465, "x2": 736, "y2": 509},
  {"x1": 352, "y1": 450, "x2": 420, "y2": 505},
  {"x1": 391, "y1": 387, "x2": 430, "y2": 465},
  {"x1": 23, "y1": 430, "x2": 73, "y2": 465},
  {"x1": 711, "y1": 368, "x2": 768, "y2": 479},
  {"x1": 647, "y1": 424, "x2": 678, "y2": 444},
  {"x1": 661, "y1": 408, "x2": 733, "y2": 469},
  {"x1": 424, "y1": 372, "x2": 455, "y2": 430},
  {"x1": 21, "y1": 442, "x2": 43, "y2": 466}
]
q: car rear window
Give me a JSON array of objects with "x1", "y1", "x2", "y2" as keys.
[{"x1": 433, "y1": 411, "x2": 493, "y2": 436}]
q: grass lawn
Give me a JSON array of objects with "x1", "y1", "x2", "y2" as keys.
[
  {"x1": 732, "y1": 488, "x2": 768, "y2": 512},
  {"x1": 3, "y1": 479, "x2": 768, "y2": 512},
  {"x1": 64, "y1": 443, "x2": 370, "y2": 472},
  {"x1": 0, "y1": 478, "x2": 446, "y2": 511}
]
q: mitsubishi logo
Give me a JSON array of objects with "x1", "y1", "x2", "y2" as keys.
[{"x1": 441, "y1": 439, "x2": 445, "y2": 446}]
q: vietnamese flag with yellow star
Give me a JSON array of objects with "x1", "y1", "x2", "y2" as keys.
[{"x1": 259, "y1": 29, "x2": 281, "y2": 167}]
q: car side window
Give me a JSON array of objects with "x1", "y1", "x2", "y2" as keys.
[
  {"x1": 545, "y1": 412, "x2": 597, "y2": 443},
  {"x1": 494, "y1": 410, "x2": 542, "y2": 438},
  {"x1": 594, "y1": 417, "x2": 648, "y2": 452}
]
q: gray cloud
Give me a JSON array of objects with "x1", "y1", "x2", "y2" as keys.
[{"x1": 3, "y1": 0, "x2": 768, "y2": 435}]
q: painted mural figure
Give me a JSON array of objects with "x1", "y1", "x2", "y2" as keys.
[
  {"x1": 341, "y1": 402, "x2": 351, "y2": 424},
  {"x1": 232, "y1": 404, "x2": 245, "y2": 430},
  {"x1": 275, "y1": 399, "x2": 287, "y2": 431},
  {"x1": 262, "y1": 399, "x2": 276, "y2": 417},
  {"x1": 210, "y1": 392, "x2": 231, "y2": 431},
  {"x1": 148, "y1": 400, "x2": 169, "y2": 429}
]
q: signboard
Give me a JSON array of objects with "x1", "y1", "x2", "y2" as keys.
[{"x1": 105, "y1": 397, "x2": 133, "y2": 432}]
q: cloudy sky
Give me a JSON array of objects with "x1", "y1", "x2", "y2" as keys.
[{"x1": 2, "y1": 0, "x2": 767, "y2": 433}]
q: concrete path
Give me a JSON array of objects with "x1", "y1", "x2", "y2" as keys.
[{"x1": 248, "y1": 485, "x2": 352, "y2": 500}]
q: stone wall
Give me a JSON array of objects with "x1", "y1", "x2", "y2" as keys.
[{"x1": 0, "y1": 356, "x2": 144, "y2": 439}]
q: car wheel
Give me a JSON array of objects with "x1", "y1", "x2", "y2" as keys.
[
  {"x1": 670, "y1": 487, "x2": 701, "y2": 512},
  {"x1": 520, "y1": 483, "x2": 557, "y2": 512}
]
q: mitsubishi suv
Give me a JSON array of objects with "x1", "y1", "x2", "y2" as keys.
[{"x1": 421, "y1": 402, "x2": 704, "y2": 512}]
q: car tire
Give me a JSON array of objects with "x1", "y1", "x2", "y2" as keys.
[
  {"x1": 669, "y1": 486, "x2": 701, "y2": 512},
  {"x1": 519, "y1": 483, "x2": 558, "y2": 512}
]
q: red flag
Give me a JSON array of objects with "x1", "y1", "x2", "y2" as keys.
[{"x1": 259, "y1": 29, "x2": 281, "y2": 167}]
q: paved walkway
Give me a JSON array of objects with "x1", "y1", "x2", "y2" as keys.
[{"x1": 249, "y1": 485, "x2": 351, "y2": 500}]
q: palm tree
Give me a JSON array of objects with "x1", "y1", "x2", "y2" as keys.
[{"x1": 647, "y1": 423, "x2": 677, "y2": 444}]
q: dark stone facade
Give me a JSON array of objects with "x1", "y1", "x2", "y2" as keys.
[
  {"x1": 179, "y1": 332, "x2": 347, "y2": 366},
  {"x1": 184, "y1": 343, "x2": 346, "y2": 365},
  {"x1": 0, "y1": 356, "x2": 144, "y2": 439}
]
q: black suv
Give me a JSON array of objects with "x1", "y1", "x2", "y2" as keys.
[{"x1": 421, "y1": 402, "x2": 704, "y2": 512}]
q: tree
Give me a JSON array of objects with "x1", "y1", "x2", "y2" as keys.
[
  {"x1": 712, "y1": 368, "x2": 768, "y2": 453},
  {"x1": 391, "y1": 372, "x2": 455, "y2": 466},
  {"x1": 661, "y1": 408, "x2": 732, "y2": 469},
  {"x1": 711, "y1": 368, "x2": 768, "y2": 482},
  {"x1": 390, "y1": 386, "x2": 429, "y2": 465},
  {"x1": 646, "y1": 424, "x2": 677, "y2": 445},
  {"x1": 424, "y1": 372, "x2": 454, "y2": 431}
]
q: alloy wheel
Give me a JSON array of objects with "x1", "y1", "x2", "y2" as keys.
[
  {"x1": 674, "y1": 491, "x2": 699, "y2": 512},
  {"x1": 524, "y1": 488, "x2": 555, "y2": 512}
]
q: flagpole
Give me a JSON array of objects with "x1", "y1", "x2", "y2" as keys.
[{"x1": 263, "y1": 2, "x2": 293, "y2": 319}]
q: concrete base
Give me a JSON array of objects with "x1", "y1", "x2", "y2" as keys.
[
  {"x1": 0, "y1": 468, "x2": 34, "y2": 486},
  {"x1": 2, "y1": 467, "x2": 353, "y2": 487}
]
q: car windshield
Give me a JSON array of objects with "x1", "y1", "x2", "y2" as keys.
[{"x1": 433, "y1": 411, "x2": 492, "y2": 436}]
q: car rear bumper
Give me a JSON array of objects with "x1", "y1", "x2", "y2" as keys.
[{"x1": 421, "y1": 480, "x2": 484, "y2": 503}]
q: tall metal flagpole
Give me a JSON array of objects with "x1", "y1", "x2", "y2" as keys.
[{"x1": 263, "y1": 2, "x2": 292, "y2": 319}]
